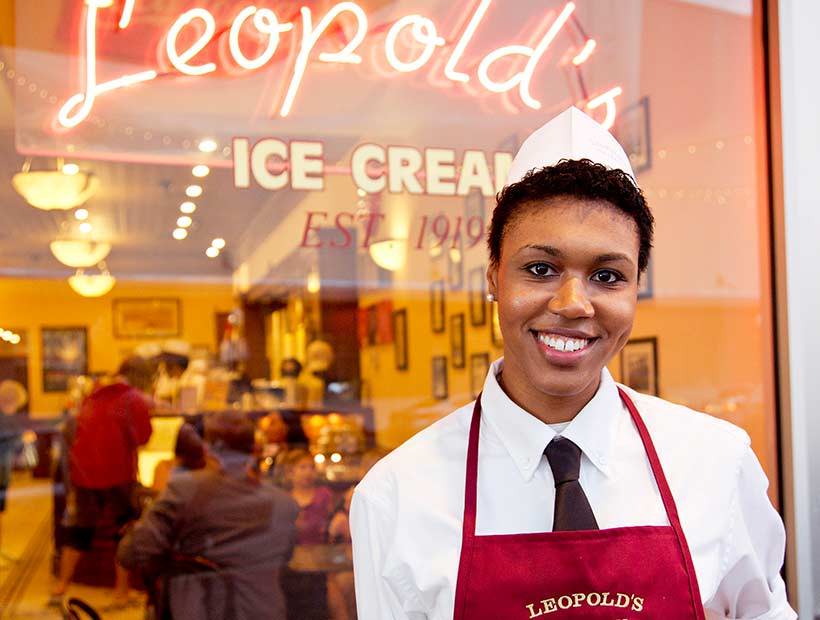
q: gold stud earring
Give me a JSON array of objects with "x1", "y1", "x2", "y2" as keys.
[{"x1": 486, "y1": 293, "x2": 496, "y2": 303}]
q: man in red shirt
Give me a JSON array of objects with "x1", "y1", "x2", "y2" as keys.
[{"x1": 51, "y1": 356, "x2": 155, "y2": 607}]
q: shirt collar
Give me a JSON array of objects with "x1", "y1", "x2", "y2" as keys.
[{"x1": 479, "y1": 358, "x2": 621, "y2": 482}]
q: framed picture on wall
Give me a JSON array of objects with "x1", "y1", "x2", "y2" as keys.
[
  {"x1": 447, "y1": 236, "x2": 464, "y2": 290},
  {"x1": 432, "y1": 356, "x2": 448, "y2": 400},
  {"x1": 393, "y1": 309, "x2": 408, "y2": 371},
  {"x1": 612, "y1": 96, "x2": 652, "y2": 175},
  {"x1": 470, "y1": 352, "x2": 490, "y2": 399},
  {"x1": 41, "y1": 327, "x2": 88, "y2": 392},
  {"x1": 620, "y1": 337, "x2": 659, "y2": 396},
  {"x1": 450, "y1": 313, "x2": 466, "y2": 369},
  {"x1": 430, "y1": 280, "x2": 445, "y2": 333},
  {"x1": 468, "y1": 266, "x2": 487, "y2": 326},
  {"x1": 638, "y1": 258, "x2": 653, "y2": 300},
  {"x1": 366, "y1": 305, "x2": 378, "y2": 346},
  {"x1": 491, "y1": 302, "x2": 503, "y2": 348},
  {"x1": 113, "y1": 298, "x2": 181, "y2": 338},
  {"x1": 464, "y1": 187, "x2": 485, "y2": 225}
]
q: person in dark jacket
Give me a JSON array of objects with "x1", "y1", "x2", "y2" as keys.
[
  {"x1": 118, "y1": 410, "x2": 299, "y2": 620},
  {"x1": 0, "y1": 380, "x2": 26, "y2": 562},
  {"x1": 51, "y1": 356, "x2": 155, "y2": 606}
]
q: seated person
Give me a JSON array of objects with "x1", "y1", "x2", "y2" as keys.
[
  {"x1": 118, "y1": 411, "x2": 299, "y2": 620},
  {"x1": 280, "y1": 449, "x2": 335, "y2": 619},
  {"x1": 283, "y1": 449, "x2": 333, "y2": 544}
]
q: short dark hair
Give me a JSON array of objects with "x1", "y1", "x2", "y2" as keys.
[
  {"x1": 488, "y1": 159, "x2": 654, "y2": 273},
  {"x1": 174, "y1": 423, "x2": 207, "y2": 470},
  {"x1": 204, "y1": 411, "x2": 256, "y2": 454},
  {"x1": 118, "y1": 356, "x2": 157, "y2": 393}
]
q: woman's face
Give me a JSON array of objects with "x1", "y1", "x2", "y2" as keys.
[
  {"x1": 488, "y1": 199, "x2": 640, "y2": 403},
  {"x1": 291, "y1": 456, "x2": 317, "y2": 488}
]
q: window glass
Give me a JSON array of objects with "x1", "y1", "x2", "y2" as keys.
[{"x1": 0, "y1": 0, "x2": 776, "y2": 616}]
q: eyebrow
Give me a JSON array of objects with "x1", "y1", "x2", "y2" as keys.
[{"x1": 521, "y1": 245, "x2": 635, "y2": 266}]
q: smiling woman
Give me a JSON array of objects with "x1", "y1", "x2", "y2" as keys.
[
  {"x1": 486, "y1": 162, "x2": 650, "y2": 423},
  {"x1": 349, "y1": 107, "x2": 795, "y2": 620}
]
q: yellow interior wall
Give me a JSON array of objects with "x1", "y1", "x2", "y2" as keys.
[
  {"x1": 359, "y1": 284, "x2": 502, "y2": 450},
  {"x1": 0, "y1": 277, "x2": 235, "y2": 417}
]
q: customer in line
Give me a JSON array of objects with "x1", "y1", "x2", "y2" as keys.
[
  {"x1": 118, "y1": 410, "x2": 299, "y2": 620},
  {"x1": 51, "y1": 356, "x2": 155, "y2": 607},
  {"x1": 0, "y1": 380, "x2": 27, "y2": 561}
]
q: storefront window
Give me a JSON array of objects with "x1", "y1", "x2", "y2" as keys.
[{"x1": 0, "y1": 0, "x2": 777, "y2": 616}]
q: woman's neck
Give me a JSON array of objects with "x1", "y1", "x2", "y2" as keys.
[{"x1": 496, "y1": 370, "x2": 600, "y2": 425}]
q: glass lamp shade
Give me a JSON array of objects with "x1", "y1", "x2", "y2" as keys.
[
  {"x1": 50, "y1": 240, "x2": 112, "y2": 268},
  {"x1": 368, "y1": 239, "x2": 407, "y2": 272},
  {"x1": 68, "y1": 271, "x2": 116, "y2": 297},
  {"x1": 12, "y1": 170, "x2": 100, "y2": 210}
]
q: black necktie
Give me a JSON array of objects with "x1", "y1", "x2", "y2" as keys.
[{"x1": 544, "y1": 437, "x2": 599, "y2": 531}]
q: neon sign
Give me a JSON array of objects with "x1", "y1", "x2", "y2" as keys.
[{"x1": 57, "y1": 0, "x2": 622, "y2": 130}]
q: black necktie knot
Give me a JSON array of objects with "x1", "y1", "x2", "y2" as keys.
[{"x1": 544, "y1": 436, "x2": 581, "y2": 485}]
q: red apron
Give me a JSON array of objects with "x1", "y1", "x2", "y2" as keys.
[{"x1": 453, "y1": 387, "x2": 705, "y2": 620}]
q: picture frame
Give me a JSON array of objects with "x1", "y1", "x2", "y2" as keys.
[
  {"x1": 490, "y1": 302, "x2": 503, "y2": 347},
  {"x1": 463, "y1": 187, "x2": 485, "y2": 225},
  {"x1": 392, "y1": 309, "x2": 408, "y2": 371},
  {"x1": 468, "y1": 266, "x2": 487, "y2": 326},
  {"x1": 470, "y1": 352, "x2": 490, "y2": 399},
  {"x1": 432, "y1": 355, "x2": 449, "y2": 400},
  {"x1": 113, "y1": 298, "x2": 181, "y2": 338},
  {"x1": 366, "y1": 304, "x2": 378, "y2": 346},
  {"x1": 430, "y1": 280, "x2": 446, "y2": 333},
  {"x1": 450, "y1": 313, "x2": 466, "y2": 369},
  {"x1": 620, "y1": 337, "x2": 659, "y2": 396},
  {"x1": 447, "y1": 235, "x2": 464, "y2": 291},
  {"x1": 41, "y1": 327, "x2": 88, "y2": 392},
  {"x1": 638, "y1": 257, "x2": 653, "y2": 300},
  {"x1": 612, "y1": 96, "x2": 652, "y2": 176}
]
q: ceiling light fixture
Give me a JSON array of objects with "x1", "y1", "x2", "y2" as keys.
[
  {"x1": 62, "y1": 163, "x2": 80, "y2": 175},
  {"x1": 192, "y1": 164, "x2": 210, "y2": 177},
  {"x1": 180, "y1": 201, "x2": 196, "y2": 214},
  {"x1": 177, "y1": 216, "x2": 192, "y2": 228},
  {"x1": 206, "y1": 246, "x2": 219, "y2": 258},
  {"x1": 172, "y1": 228, "x2": 188, "y2": 240},
  {"x1": 369, "y1": 238, "x2": 407, "y2": 272},
  {"x1": 12, "y1": 159, "x2": 99, "y2": 211},
  {"x1": 50, "y1": 240, "x2": 112, "y2": 268},
  {"x1": 198, "y1": 139, "x2": 218, "y2": 153},
  {"x1": 306, "y1": 270, "x2": 321, "y2": 293},
  {"x1": 68, "y1": 268, "x2": 116, "y2": 298},
  {"x1": 211, "y1": 238, "x2": 226, "y2": 249},
  {"x1": 79, "y1": 222, "x2": 93, "y2": 234},
  {"x1": 74, "y1": 208, "x2": 89, "y2": 220},
  {"x1": 185, "y1": 184, "x2": 203, "y2": 198}
]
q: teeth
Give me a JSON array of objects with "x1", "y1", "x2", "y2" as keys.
[{"x1": 538, "y1": 333, "x2": 590, "y2": 353}]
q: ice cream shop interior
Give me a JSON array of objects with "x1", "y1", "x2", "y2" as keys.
[{"x1": 0, "y1": 0, "x2": 801, "y2": 617}]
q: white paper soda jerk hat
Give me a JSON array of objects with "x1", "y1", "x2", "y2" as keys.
[{"x1": 505, "y1": 106, "x2": 635, "y2": 187}]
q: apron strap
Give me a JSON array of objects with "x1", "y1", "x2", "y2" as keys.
[
  {"x1": 453, "y1": 397, "x2": 483, "y2": 620},
  {"x1": 617, "y1": 387, "x2": 704, "y2": 617}
]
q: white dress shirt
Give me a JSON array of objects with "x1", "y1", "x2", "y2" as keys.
[{"x1": 351, "y1": 359, "x2": 795, "y2": 620}]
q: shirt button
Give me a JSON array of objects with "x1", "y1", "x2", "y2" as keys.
[{"x1": 523, "y1": 457, "x2": 532, "y2": 465}]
